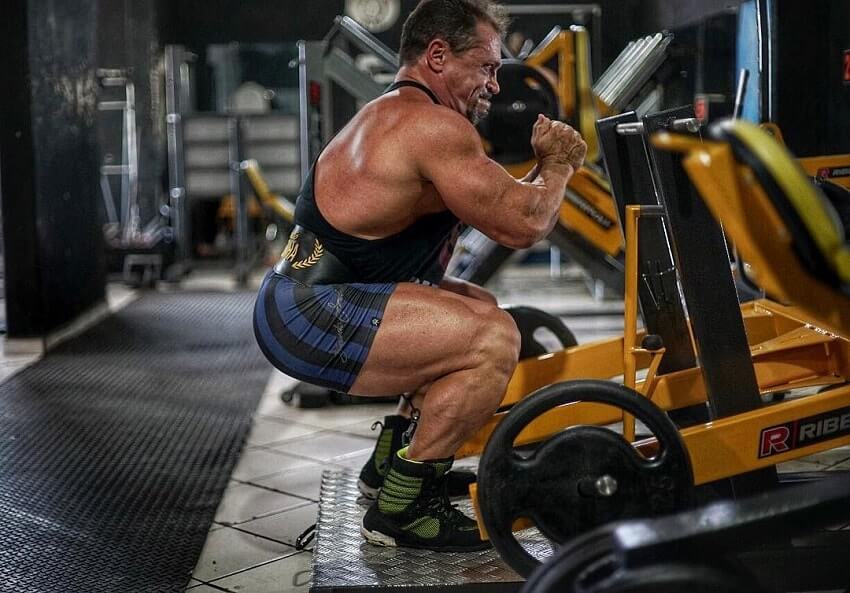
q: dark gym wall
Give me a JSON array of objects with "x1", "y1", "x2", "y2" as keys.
[
  {"x1": 0, "y1": 0, "x2": 106, "y2": 338},
  {"x1": 774, "y1": 0, "x2": 850, "y2": 156},
  {"x1": 0, "y1": 0, "x2": 43, "y2": 337},
  {"x1": 167, "y1": 0, "x2": 346, "y2": 45},
  {"x1": 166, "y1": 0, "x2": 643, "y2": 76},
  {"x1": 639, "y1": 0, "x2": 743, "y2": 31}
]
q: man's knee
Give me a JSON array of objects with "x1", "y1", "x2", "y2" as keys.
[{"x1": 471, "y1": 307, "x2": 521, "y2": 372}]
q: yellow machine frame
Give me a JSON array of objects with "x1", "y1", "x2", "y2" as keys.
[{"x1": 466, "y1": 124, "x2": 850, "y2": 537}]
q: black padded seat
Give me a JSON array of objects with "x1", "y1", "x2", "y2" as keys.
[{"x1": 709, "y1": 119, "x2": 850, "y2": 291}]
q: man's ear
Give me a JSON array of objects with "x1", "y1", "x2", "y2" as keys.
[{"x1": 425, "y1": 39, "x2": 450, "y2": 72}]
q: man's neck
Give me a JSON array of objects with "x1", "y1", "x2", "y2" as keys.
[{"x1": 395, "y1": 65, "x2": 451, "y2": 109}]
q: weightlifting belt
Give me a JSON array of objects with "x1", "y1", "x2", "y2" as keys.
[{"x1": 274, "y1": 226, "x2": 359, "y2": 285}]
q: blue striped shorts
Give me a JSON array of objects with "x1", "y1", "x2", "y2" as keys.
[{"x1": 253, "y1": 271, "x2": 396, "y2": 393}]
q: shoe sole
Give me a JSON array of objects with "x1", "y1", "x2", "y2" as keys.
[
  {"x1": 361, "y1": 523, "x2": 491, "y2": 553},
  {"x1": 357, "y1": 479, "x2": 380, "y2": 501},
  {"x1": 360, "y1": 524, "x2": 397, "y2": 547}
]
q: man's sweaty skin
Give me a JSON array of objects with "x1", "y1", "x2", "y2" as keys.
[{"x1": 312, "y1": 21, "x2": 586, "y2": 461}]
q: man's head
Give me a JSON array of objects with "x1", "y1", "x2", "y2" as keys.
[{"x1": 400, "y1": 0, "x2": 508, "y2": 123}]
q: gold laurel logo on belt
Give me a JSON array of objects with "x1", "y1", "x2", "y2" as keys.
[{"x1": 281, "y1": 231, "x2": 324, "y2": 270}]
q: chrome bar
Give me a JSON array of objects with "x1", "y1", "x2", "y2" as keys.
[
  {"x1": 615, "y1": 122, "x2": 644, "y2": 135},
  {"x1": 733, "y1": 68, "x2": 750, "y2": 120},
  {"x1": 594, "y1": 40, "x2": 635, "y2": 91},
  {"x1": 297, "y1": 41, "x2": 310, "y2": 181},
  {"x1": 324, "y1": 16, "x2": 398, "y2": 71},
  {"x1": 601, "y1": 33, "x2": 664, "y2": 106},
  {"x1": 595, "y1": 37, "x2": 650, "y2": 101},
  {"x1": 608, "y1": 35, "x2": 672, "y2": 110},
  {"x1": 601, "y1": 34, "x2": 662, "y2": 105},
  {"x1": 615, "y1": 117, "x2": 701, "y2": 136},
  {"x1": 527, "y1": 26, "x2": 562, "y2": 60}
]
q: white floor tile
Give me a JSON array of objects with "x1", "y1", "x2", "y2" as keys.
[
  {"x1": 250, "y1": 463, "x2": 328, "y2": 501},
  {"x1": 191, "y1": 526, "x2": 297, "y2": 582},
  {"x1": 329, "y1": 450, "x2": 372, "y2": 471},
  {"x1": 828, "y1": 459, "x2": 850, "y2": 471},
  {"x1": 267, "y1": 431, "x2": 374, "y2": 462},
  {"x1": 185, "y1": 584, "x2": 228, "y2": 592},
  {"x1": 246, "y1": 417, "x2": 325, "y2": 447},
  {"x1": 237, "y1": 503, "x2": 319, "y2": 547},
  {"x1": 331, "y1": 418, "x2": 388, "y2": 439},
  {"x1": 1, "y1": 337, "x2": 44, "y2": 357},
  {"x1": 776, "y1": 459, "x2": 825, "y2": 473},
  {"x1": 798, "y1": 447, "x2": 850, "y2": 468},
  {"x1": 231, "y1": 448, "x2": 316, "y2": 482},
  {"x1": 269, "y1": 402, "x2": 397, "y2": 428},
  {"x1": 214, "y1": 482, "x2": 312, "y2": 525},
  {"x1": 210, "y1": 551, "x2": 313, "y2": 593}
]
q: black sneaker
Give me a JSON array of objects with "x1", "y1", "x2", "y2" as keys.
[
  {"x1": 442, "y1": 467, "x2": 477, "y2": 498},
  {"x1": 358, "y1": 416, "x2": 477, "y2": 500},
  {"x1": 360, "y1": 450, "x2": 491, "y2": 552}
]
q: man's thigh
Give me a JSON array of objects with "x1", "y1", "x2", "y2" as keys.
[{"x1": 349, "y1": 282, "x2": 501, "y2": 396}]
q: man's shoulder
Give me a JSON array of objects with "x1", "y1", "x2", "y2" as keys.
[{"x1": 378, "y1": 101, "x2": 478, "y2": 150}]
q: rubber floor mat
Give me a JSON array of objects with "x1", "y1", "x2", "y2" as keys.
[{"x1": 0, "y1": 292, "x2": 269, "y2": 592}]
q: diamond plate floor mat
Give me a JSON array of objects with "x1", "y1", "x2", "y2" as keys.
[
  {"x1": 0, "y1": 292, "x2": 268, "y2": 592},
  {"x1": 313, "y1": 470, "x2": 553, "y2": 593}
]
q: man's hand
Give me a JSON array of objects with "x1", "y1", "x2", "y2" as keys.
[{"x1": 531, "y1": 115, "x2": 587, "y2": 172}]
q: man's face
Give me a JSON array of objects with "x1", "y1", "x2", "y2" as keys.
[{"x1": 443, "y1": 22, "x2": 502, "y2": 124}]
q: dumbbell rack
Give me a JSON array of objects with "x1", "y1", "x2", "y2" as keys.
[{"x1": 311, "y1": 470, "x2": 548, "y2": 593}]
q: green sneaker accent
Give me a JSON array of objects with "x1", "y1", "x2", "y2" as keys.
[
  {"x1": 361, "y1": 450, "x2": 490, "y2": 552},
  {"x1": 404, "y1": 515, "x2": 442, "y2": 539},
  {"x1": 373, "y1": 429, "x2": 393, "y2": 474},
  {"x1": 358, "y1": 421, "x2": 478, "y2": 501},
  {"x1": 358, "y1": 415, "x2": 410, "y2": 499}
]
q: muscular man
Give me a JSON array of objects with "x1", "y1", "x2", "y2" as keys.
[{"x1": 254, "y1": 0, "x2": 586, "y2": 552}]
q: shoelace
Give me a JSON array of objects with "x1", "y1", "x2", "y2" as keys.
[{"x1": 423, "y1": 476, "x2": 467, "y2": 528}]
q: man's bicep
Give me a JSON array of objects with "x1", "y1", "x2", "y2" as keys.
[{"x1": 420, "y1": 136, "x2": 517, "y2": 226}]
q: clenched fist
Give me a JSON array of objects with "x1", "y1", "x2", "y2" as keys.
[{"x1": 531, "y1": 115, "x2": 587, "y2": 171}]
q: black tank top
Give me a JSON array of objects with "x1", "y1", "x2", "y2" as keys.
[{"x1": 293, "y1": 81, "x2": 463, "y2": 285}]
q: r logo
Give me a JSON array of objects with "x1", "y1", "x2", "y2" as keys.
[{"x1": 760, "y1": 425, "x2": 791, "y2": 457}]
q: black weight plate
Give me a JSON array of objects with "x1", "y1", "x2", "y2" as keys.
[
  {"x1": 522, "y1": 527, "x2": 618, "y2": 593},
  {"x1": 503, "y1": 305, "x2": 578, "y2": 359},
  {"x1": 478, "y1": 379, "x2": 694, "y2": 577},
  {"x1": 479, "y1": 60, "x2": 560, "y2": 165}
]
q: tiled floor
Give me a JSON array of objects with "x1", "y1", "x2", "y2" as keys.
[{"x1": 3, "y1": 264, "x2": 850, "y2": 592}]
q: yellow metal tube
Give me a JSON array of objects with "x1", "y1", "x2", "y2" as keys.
[{"x1": 622, "y1": 205, "x2": 641, "y2": 441}]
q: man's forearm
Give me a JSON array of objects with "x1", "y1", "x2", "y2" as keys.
[
  {"x1": 528, "y1": 162, "x2": 574, "y2": 238},
  {"x1": 524, "y1": 160, "x2": 573, "y2": 218}
]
